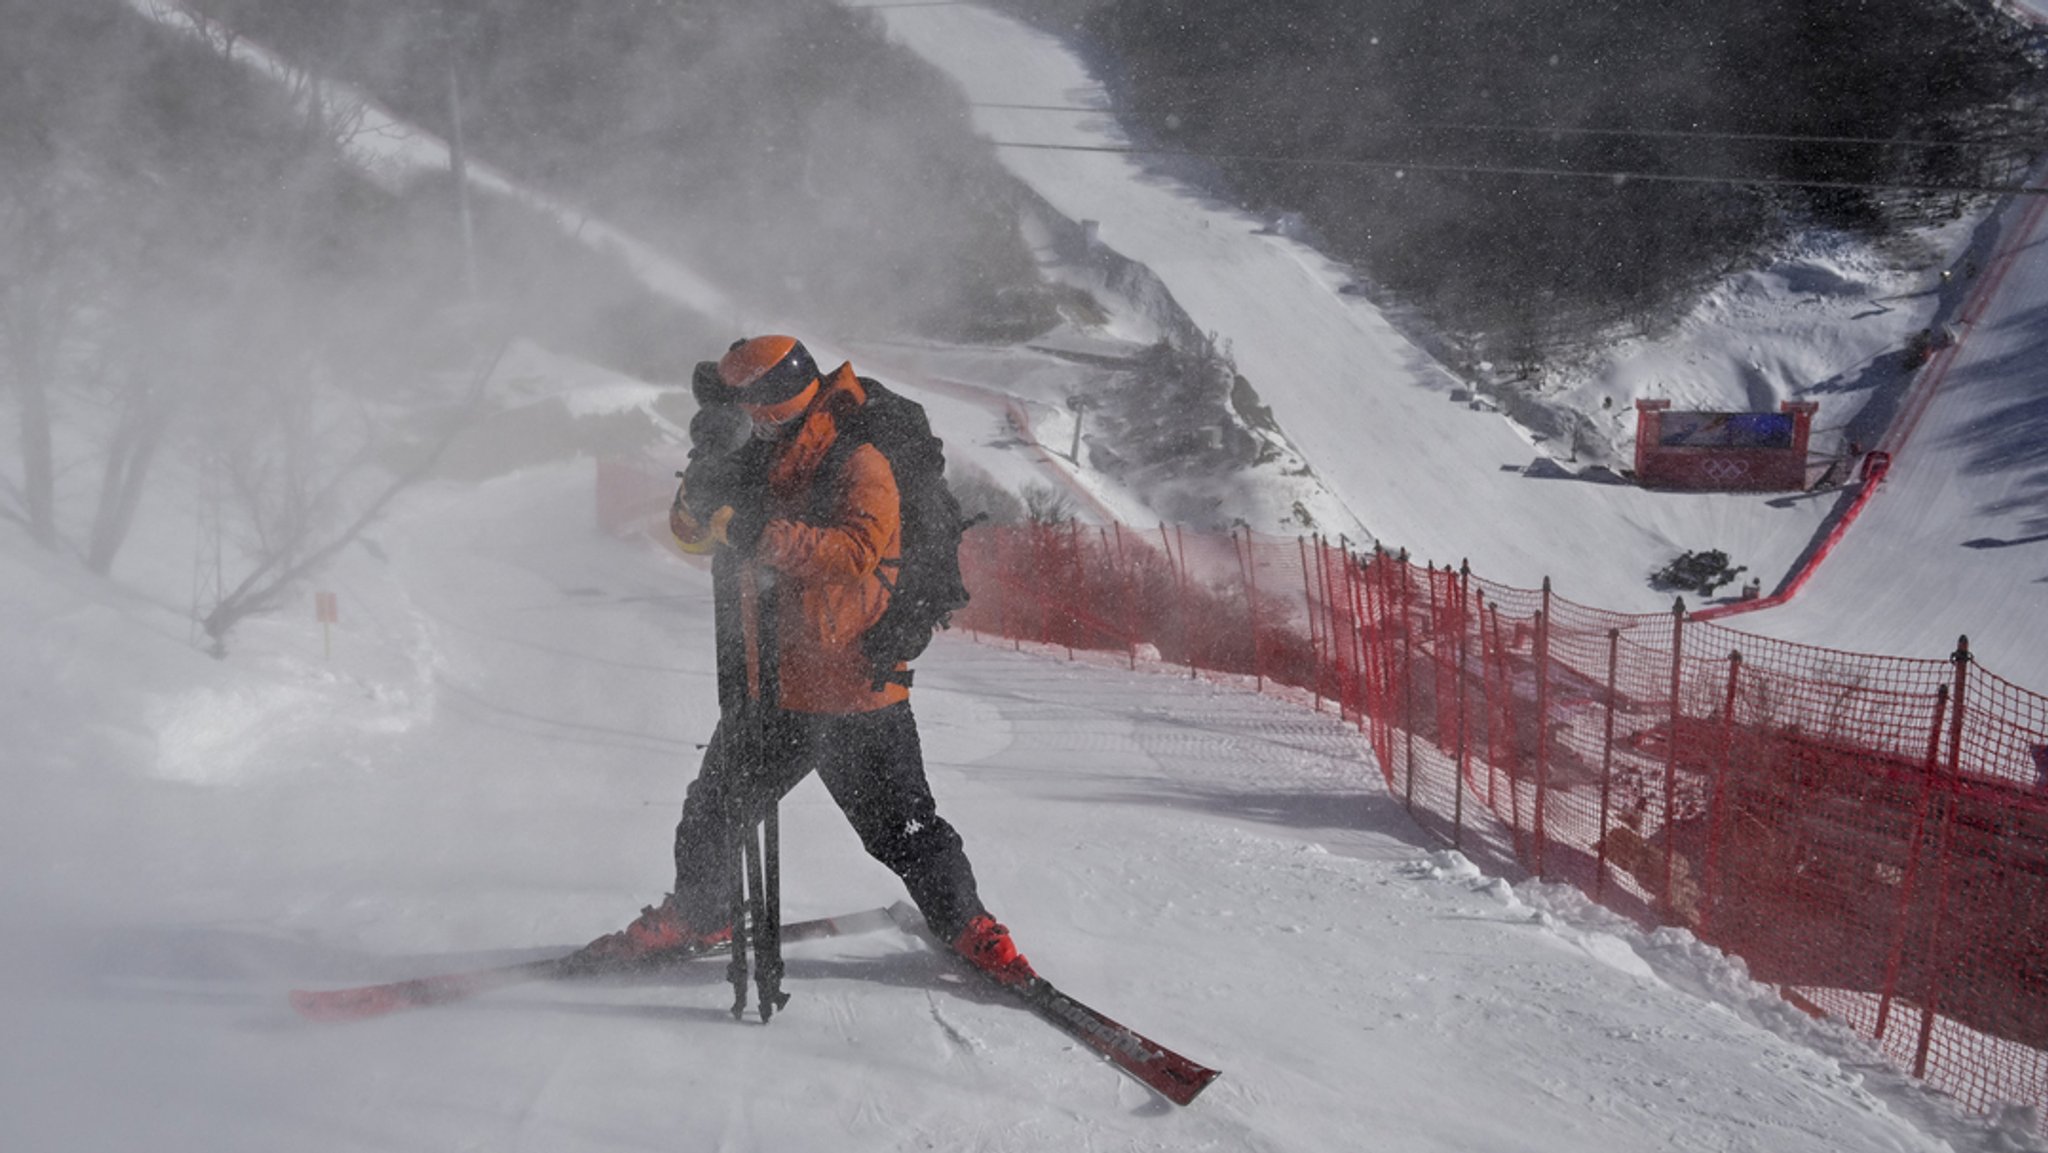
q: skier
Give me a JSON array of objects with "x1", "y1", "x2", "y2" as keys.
[{"x1": 582, "y1": 335, "x2": 1035, "y2": 988}]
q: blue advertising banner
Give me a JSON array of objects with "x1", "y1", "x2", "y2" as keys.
[{"x1": 1657, "y1": 411, "x2": 1796, "y2": 450}]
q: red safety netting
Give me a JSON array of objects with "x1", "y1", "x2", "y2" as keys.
[{"x1": 950, "y1": 519, "x2": 2048, "y2": 1122}]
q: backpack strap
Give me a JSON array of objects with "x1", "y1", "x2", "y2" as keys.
[{"x1": 811, "y1": 383, "x2": 904, "y2": 575}]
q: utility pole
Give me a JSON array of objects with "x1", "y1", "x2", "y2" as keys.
[
  {"x1": 443, "y1": 14, "x2": 480, "y2": 303},
  {"x1": 1066, "y1": 394, "x2": 1095, "y2": 465}
]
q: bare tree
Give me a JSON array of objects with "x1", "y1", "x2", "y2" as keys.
[
  {"x1": 1022, "y1": 482, "x2": 1076, "y2": 525},
  {"x1": 196, "y1": 338, "x2": 508, "y2": 652},
  {"x1": 145, "y1": 0, "x2": 241, "y2": 60},
  {"x1": 0, "y1": 0, "x2": 390, "y2": 581},
  {"x1": 0, "y1": 151, "x2": 112, "y2": 550}
]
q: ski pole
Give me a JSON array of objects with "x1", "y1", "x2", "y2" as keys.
[
  {"x1": 725, "y1": 726, "x2": 752, "y2": 1020},
  {"x1": 726, "y1": 828, "x2": 750, "y2": 1019},
  {"x1": 754, "y1": 799, "x2": 789, "y2": 1021},
  {"x1": 740, "y1": 808, "x2": 770, "y2": 1020}
]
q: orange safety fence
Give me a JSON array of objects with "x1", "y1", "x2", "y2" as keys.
[{"x1": 954, "y1": 519, "x2": 2048, "y2": 1122}]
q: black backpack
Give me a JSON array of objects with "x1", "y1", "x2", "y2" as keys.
[{"x1": 818, "y1": 378, "x2": 977, "y2": 690}]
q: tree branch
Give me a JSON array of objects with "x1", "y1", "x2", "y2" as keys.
[
  {"x1": 203, "y1": 337, "x2": 511, "y2": 643},
  {"x1": 0, "y1": 471, "x2": 29, "y2": 528}
]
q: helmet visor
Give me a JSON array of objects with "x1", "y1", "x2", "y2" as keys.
[{"x1": 741, "y1": 378, "x2": 819, "y2": 438}]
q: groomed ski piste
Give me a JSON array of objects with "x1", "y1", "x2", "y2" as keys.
[
  {"x1": 9, "y1": 466, "x2": 2029, "y2": 1153},
  {"x1": 873, "y1": 3, "x2": 2048, "y2": 691},
  {"x1": 6, "y1": 4, "x2": 2048, "y2": 1153}
]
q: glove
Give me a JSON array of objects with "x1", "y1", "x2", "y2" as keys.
[
  {"x1": 691, "y1": 360, "x2": 727, "y2": 406},
  {"x1": 672, "y1": 404, "x2": 770, "y2": 554},
  {"x1": 670, "y1": 475, "x2": 726, "y2": 555},
  {"x1": 670, "y1": 496, "x2": 766, "y2": 557},
  {"x1": 681, "y1": 444, "x2": 756, "y2": 520},
  {"x1": 721, "y1": 504, "x2": 767, "y2": 553},
  {"x1": 689, "y1": 403, "x2": 750, "y2": 456}
]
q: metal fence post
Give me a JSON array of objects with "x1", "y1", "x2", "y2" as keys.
[
  {"x1": 1175, "y1": 524, "x2": 1196, "y2": 679},
  {"x1": 1318, "y1": 537, "x2": 1345, "y2": 716},
  {"x1": 1491, "y1": 602, "x2": 1522, "y2": 858},
  {"x1": 1596, "y1": 628, "x2": 1621, "y2": 901},
  {"x1": 1297, "y1": 535, "x2": 1320, "y2": 709},
  {"x1": 1911, "y1": 636, "x2": 1973, "y2": 1080},
  {"x1": 997, "y1": 529, "x2": 1020, "y2": 651},
  {"x1": 1359, "y1": 548, "x2": 1376, "y2": 757},
  {"x1": 1662, "y1": 597, "x2": 1687, "y2": 918},
  {"x1": 1073, "y1": 518, "x2": 1089, "y2": 663},
  {"x1": 1701, "y1": 649, "x2": 1742, "y2": 937},
  {"x1": 1875, "y1": 683, "x2": 1950, "y2": 1042},
  {"x1": 1426, "y1": 564, "x2": 1446, "y2": 746},
  {"x1": 1453, "y1": 561, "x2": 1473, "y2": 849},
  {"x1": 1106, "y1": 525, "x2": 1136, "y2": 669},
  {"x1": 1375, "y1": 548, "x2": 1399, "y2": 758},
  {"x1": 1481, "y1": 595, "x2": 1500, "y2": 812},
  {"x1": 1349, "y1": 545, "x2": 1372, "y2": 731},
  {"x1": 1533, "y1": 578, "x2": 1554, "y2": 877},
  {"x1": 1398, "y1": 550, "x2": 1418, "y2": 810},
  {"x1": 1238, "y1": 528, "x2": 1265, "y2": 692}
]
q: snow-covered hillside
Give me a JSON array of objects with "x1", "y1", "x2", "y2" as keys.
[
  {"x1": 7, "y1": 2, "x2": 2048, "y2": 1150},
  {"x1": 875, "y1": 3, "x2": 2048, "y2": 692},
  {"x1": 5, "y1": 452, "x2": 2033, "y2": 1152}
]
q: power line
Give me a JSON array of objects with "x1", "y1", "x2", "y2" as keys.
[
  {"x1": 968, "y1": 101, "x2": 2048, "y2": 151},
  {"x1": 985, "y1": 138, "x2": 2048, "y2": 197},
  {"x1": 1400, "y1": 119, "x2": 2044, "y2": 151}
]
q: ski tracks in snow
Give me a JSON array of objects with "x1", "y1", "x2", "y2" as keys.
[{"x1": 925, "y1": 987, "x2": 989, "y2": 1055}]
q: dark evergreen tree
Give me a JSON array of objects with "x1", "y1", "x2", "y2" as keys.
[{"x1": 980, "y1": 0, "x2": 2048, "y2": 362}]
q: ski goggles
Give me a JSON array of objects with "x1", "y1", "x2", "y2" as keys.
[{"x1": 741, "y1": 379, "x2": 820, "y2": 439}]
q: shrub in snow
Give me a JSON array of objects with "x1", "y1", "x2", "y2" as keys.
[
  {"x1": 949, "y1": 467, "x2": 1027, "y2": 527},
  {"x1": 1651, "y1": 549, "x2": 1748, "y2": 597}
]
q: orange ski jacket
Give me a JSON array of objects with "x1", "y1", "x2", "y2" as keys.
[{"x1": 749, "y1": 364, "x2": 909, "y2": 714}]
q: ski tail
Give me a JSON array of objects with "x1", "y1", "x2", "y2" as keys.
[
  {"x1": 798, "y1": 903, "x2": 905, "y2": 941},
  {"x1": 290, "y1": 959, "x2": 562, "y2": 1023},
  {"x1": 290, "y1": 904, "x2": 900, "y2": 1023}
]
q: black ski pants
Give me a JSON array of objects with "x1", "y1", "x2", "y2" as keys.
[{"x1": 671, "y1": 701, "x2": 986, "y2": 943}]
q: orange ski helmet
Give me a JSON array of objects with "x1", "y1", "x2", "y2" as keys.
[{"x1": 717, "y1": 335, "x2": 821, "y2": 424}]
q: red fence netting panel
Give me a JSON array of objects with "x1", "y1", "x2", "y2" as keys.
[
  {"x1": 1340, "y1": 551, "x2": 2048, "y2": 1121},
  {"x1": 939, "y1": 518, "x2": 2048, "y2": 1121}
]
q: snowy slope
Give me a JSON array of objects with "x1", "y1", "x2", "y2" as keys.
[
  {"x1": 871, "y1": 6, "x2": 1862, "y2": 609},
  {"x1": 123, "y1": 0, "x2": 735, "y2": 321},
  {"x1": 1737, "y1": 185, "x2": 2048, "y2": 678},
  {"x1": 871, "y1": 4, "x2": 2048, "y2": 689},
  {"x1": 7, "y1": 4, "x2": 2048, "y2": 1151},
  {"x1": 2, "y1": 457, "x2": 2026, "y2": 1153}
]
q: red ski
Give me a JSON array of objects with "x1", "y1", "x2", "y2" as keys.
[
  {"x1": 290, "y1": 905, "x2": 899, "y2": 1023},
  {"x1": 1010, "y1": 974, "x2": 1222, "y2": 1106},
  {"x1": 888, "y1": 906, "x2": 1220, "y2": 1106}
]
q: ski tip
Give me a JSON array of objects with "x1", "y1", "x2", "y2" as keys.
[
  {"x1": 290, "y1": 985, "x2": 401, "y2": 1023},
  {"x1": 1162, "y1": 1066, "x2": 1222, "y2": 1107}
]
